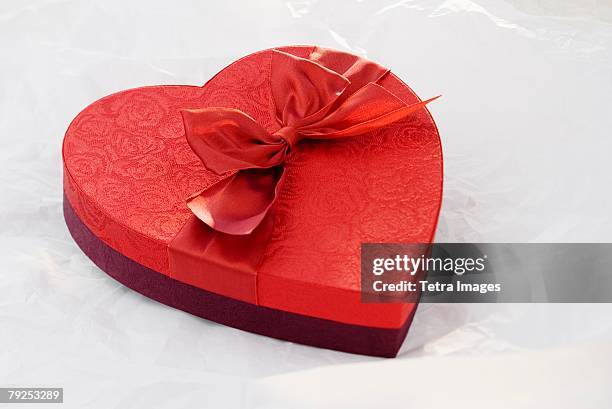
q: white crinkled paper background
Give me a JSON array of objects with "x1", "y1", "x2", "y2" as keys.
[{"x1": 1, "y1": 0, "x2": 612, "y2": 407}]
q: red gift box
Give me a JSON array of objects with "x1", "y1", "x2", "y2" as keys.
[{"x1": 62, "y1": 45, "x2": 443, "y2": 357}]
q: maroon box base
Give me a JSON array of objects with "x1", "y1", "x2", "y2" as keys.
[{"x1": 64, "y1": 194, "x2": 416, "y2": 357}]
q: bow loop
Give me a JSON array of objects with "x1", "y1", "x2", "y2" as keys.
[
  {"x1": 183, "y1": 47, "x2": 439, "y2": 235},
  {"x1": 271, "y1": 50, "x2": 349, "y2": 128},
  {"x1": 182, "y1": 108, "x2": 286, "y2": 174}
]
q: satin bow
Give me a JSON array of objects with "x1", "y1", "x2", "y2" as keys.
[{"x1": 182, "y1": 49, "x2": 438, "y2": 235}]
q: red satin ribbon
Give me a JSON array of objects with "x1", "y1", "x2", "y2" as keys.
[{"x1": 182, "y1": 48, "x2": 439, "y2": 235}]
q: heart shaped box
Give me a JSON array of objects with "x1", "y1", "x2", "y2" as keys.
[{"x1": 62, "y1": 46, "x2": 443, "y2": 357}]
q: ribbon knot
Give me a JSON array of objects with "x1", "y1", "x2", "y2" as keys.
[
  {"x1": 274, "y1": 126, "x2": 299, "y2": 150},
  {"x1": 182, "y1": 48, "x2": 439, "y2": 235}
]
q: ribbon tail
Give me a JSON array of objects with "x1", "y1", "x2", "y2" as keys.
[
  {"x1": 326, "y1": 95, "x2": 441, "y2": 138},
  {"x1": 187, "y1": 168, "x2": 283, "y2": 235},
  {"x1": 302, "y1": 82, "x2": 440, "y2": 139}
]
